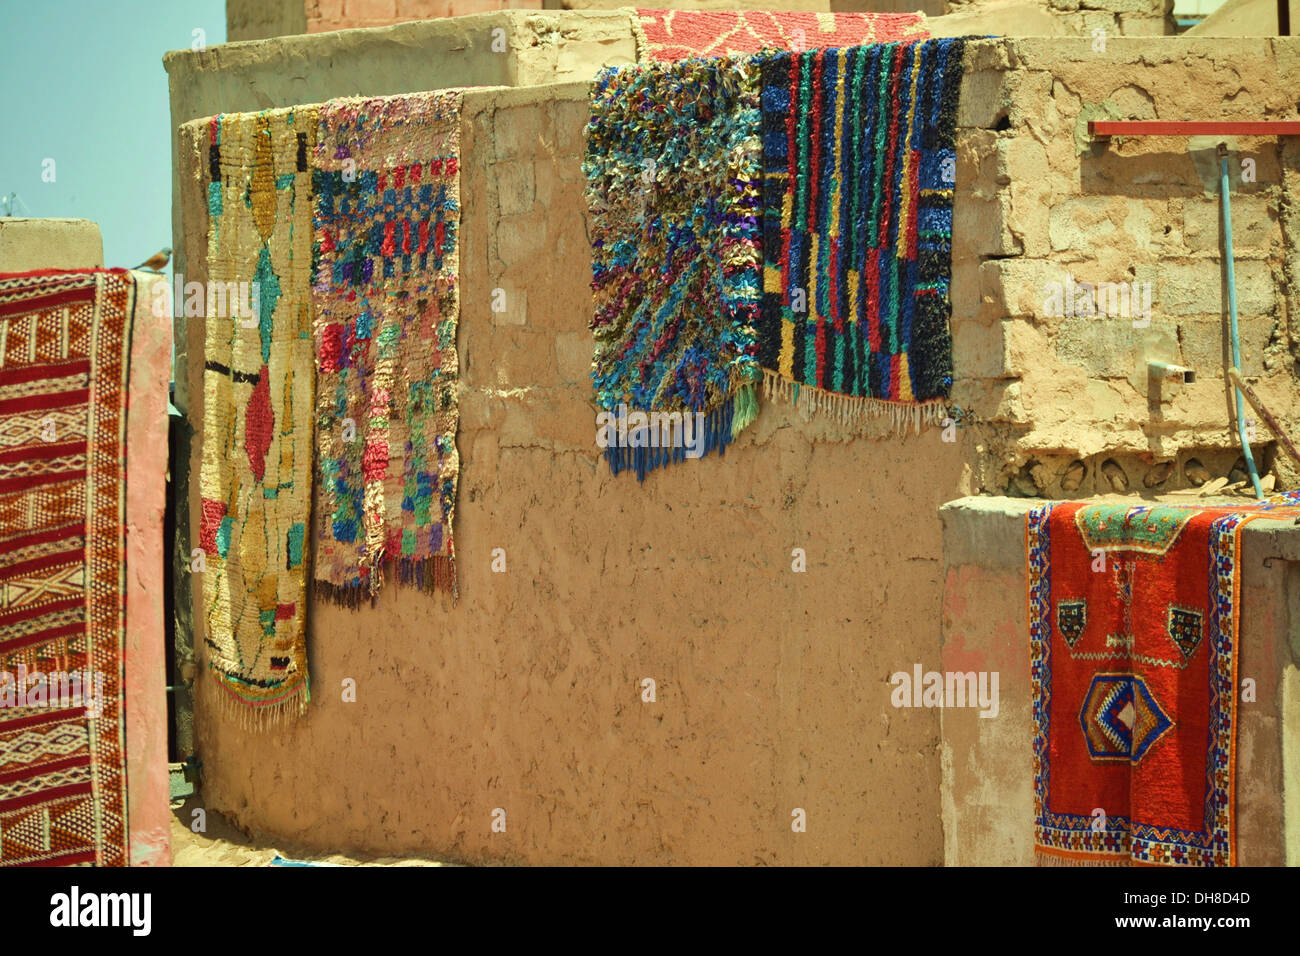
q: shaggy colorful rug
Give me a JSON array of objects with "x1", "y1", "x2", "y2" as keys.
[
  {"x1": 199, "y1": 107, "x2": 316, "y2": 726},
  {"x1": 585, "y1": 55, "x2": 762, "y2": 480},
  {"x1": 634, "y1": 9, "x2": 928, "y2": 62},
  {"x1": 1028, "y1": 492, "x2": 1300, "y2": 866},
  {"x1": 312, "y1": 91, "x2": 461, "y2": 601},
  {"x1": 0, "y1": 268, "x2": 133, "y2": 866},
  {"x1": 758, "y1": 38, "x2": 966, "y2": 433}
]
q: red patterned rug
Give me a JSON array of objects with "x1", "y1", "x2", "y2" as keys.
[
  {"x1": 634, "y1": 9, "x2": 929, "y2": 62},
  {"x1": 0, "y1": 269, "x2": 132, "y2": 866},
  {"x1": 1028, "y1": 493, "x2": 1300, "y2": 866}
]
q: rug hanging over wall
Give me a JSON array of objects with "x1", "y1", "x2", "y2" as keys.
[
  {"x1": 1027, "y1": 492, "x2": 1300, "y2": 866},
  {"x1": 199, "y1": 107, "x2": 316, "y2": 726},
  {"x1": 312, "y1": 91, "x2": 461, "y2": 601},
  {"x1": 0, "y1": 268, "x2": 133, "y2": 866},
  {"x1": 758, "y1": 37, "x2": 966, "y2": 433},
  {"x1": 585, "y1": 55, "x2": 763, "y2": 480},
  {"x1": 634, "y1": 9, "x2": 928, "y2": 62}
]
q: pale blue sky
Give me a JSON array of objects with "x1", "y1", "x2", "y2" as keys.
[{"x1": 0, "y1": 0, "x2": 226, "y2": 268}]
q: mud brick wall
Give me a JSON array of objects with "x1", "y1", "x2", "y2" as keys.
[
  {"x1": 178, "y1": 83, "x2": 971, "y2": 864},
  {"x1": 946, "y1": 0, "x2": 1175, "y2": 35},
  {"x1": 173, "y1": 35, "x2": 1300, "y2": 864},
  {"x1": 950, "y1": 37, "x2": 1300, "y2": 500}
]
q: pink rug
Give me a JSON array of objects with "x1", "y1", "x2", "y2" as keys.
[{"x1": 635, "y1": 9, "x2": 929, "y2": 62}]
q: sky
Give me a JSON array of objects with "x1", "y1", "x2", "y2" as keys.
[{"x1": 0, "y1": 0, "x2": 226, "y2": 269}]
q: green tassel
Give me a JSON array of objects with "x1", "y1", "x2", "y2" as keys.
[{"x1": 730, "y1": 380, "x2": 759, "y2": 439}]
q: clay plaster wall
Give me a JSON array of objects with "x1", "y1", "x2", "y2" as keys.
[
  {"x1": 228, "y1": 0, "x2": 307, "y2": 41},
  {"x1": 172, "y1": 35, "x2": 1300, "y2": 864},
  {"x1": 177, "y1": 83, "x2": 959, "y2": 865},
  {"x1": 1187, "y1": 0, "x2": 1293, "y2": 36},
  {"x1": 0, "y1": 218, "x2": 104, "y2": 271},
  {"x1": 305, "y1": 0, "x2": 545, "y2": 36},
  {"x1": 227, "y1": 0, "x2": 543, "y2": 41}
]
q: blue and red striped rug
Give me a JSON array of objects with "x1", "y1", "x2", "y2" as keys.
[{"x1": 758, "y1": 37, "x2": 967, "y2": 433}]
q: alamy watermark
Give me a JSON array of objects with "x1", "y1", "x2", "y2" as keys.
[
  {"x1": 890, "y1": 664, "x2": 999, "y2": 718},
  {"x1": 50, "y1": 886, "x2": 151, "y2": 936},
  {"x1": 595, "y1": 404, "x2": 707, "y2": 459},
  {"x1": 151, "y1": 275, "x2": 261, "y2": 322},
  {"x1": 1042, "y1": 274, "x2": 1152, "y2": 327},
  {"x1": 0, "y1": 666, "x2": 105, "y2": 718}
]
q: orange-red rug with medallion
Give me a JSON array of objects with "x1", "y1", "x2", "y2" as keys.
[{"x1": 1028, "y1": 491, "x2": 1300, "y2": 866}]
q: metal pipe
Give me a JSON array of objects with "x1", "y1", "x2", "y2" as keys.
[
  {"x1": 1148, "y1": 360, "x2": 1196, "y2": 384},
  {"x1": 1219, "y1": 144, "x2": 1264, "y2": 499}
]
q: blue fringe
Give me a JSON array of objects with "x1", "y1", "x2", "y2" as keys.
[{"x1": 604, "y1": 397, "x2": 737, "y2": 482}]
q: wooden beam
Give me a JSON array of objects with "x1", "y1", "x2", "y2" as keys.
[
  {"x1": 1088, "y1": 120, "x2": 1300, "y2": 137},
  {"x1": 1228, "y1": 367, "x2": 1300, "y2": 471}
]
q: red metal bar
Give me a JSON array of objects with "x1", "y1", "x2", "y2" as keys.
[{"x1": 1089, "y1": 120, "x2": 1300, "y2": 137}]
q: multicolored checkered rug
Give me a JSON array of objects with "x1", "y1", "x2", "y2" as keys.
[{"x1": 312, "y1": 91, "x2": 462, "y2": 601}]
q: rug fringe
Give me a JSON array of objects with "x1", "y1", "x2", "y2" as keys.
[
  {"x1": 396, "y1": 554, "x2": 458, "y2": 600},
  {"x1": 314, "y1": 579, "x2": 376, "y2": 609},
  {"x1": 604, "y1": 392, "x2": 744, "y2": 482},
  {"x1": 628, "y1": 8, "x2": 651, "y2": 60},
  {"x1": 212, "y1": 672, "x2": 309, "y2": 732},
  {"x1": 1035, "y1": 849, "x2": 1130, "y2": 867},
  {"x1": 760, "y1": 367, "x2": 945, "y2": 436},
  {"x1": 317, "y1": 554, "x2": 458, "y2": 605},
  {"x1": 730, "y1": 379, "x2": 759, "y2": 438}
]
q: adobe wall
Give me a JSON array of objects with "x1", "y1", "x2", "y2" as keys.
[
  {"x1": 948, "y1": 0, "x2": 1175, "y2": 36},
  {"x1": 174, "y1": 35, "x2": 1300, "y2": 864},
  {"x1": 306, "y1": 0, "x2": 545, "y2": 36},
  {"x1": 0, "y1": 218, "x2": 103, "y2": 271},
  {"x1": 178, "y1": 83, "x2": 961, "y2": 865}
]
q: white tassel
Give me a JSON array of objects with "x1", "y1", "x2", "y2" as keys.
[{"x1": 759, "y1": 369, "x2": 949, "y2": 437}]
